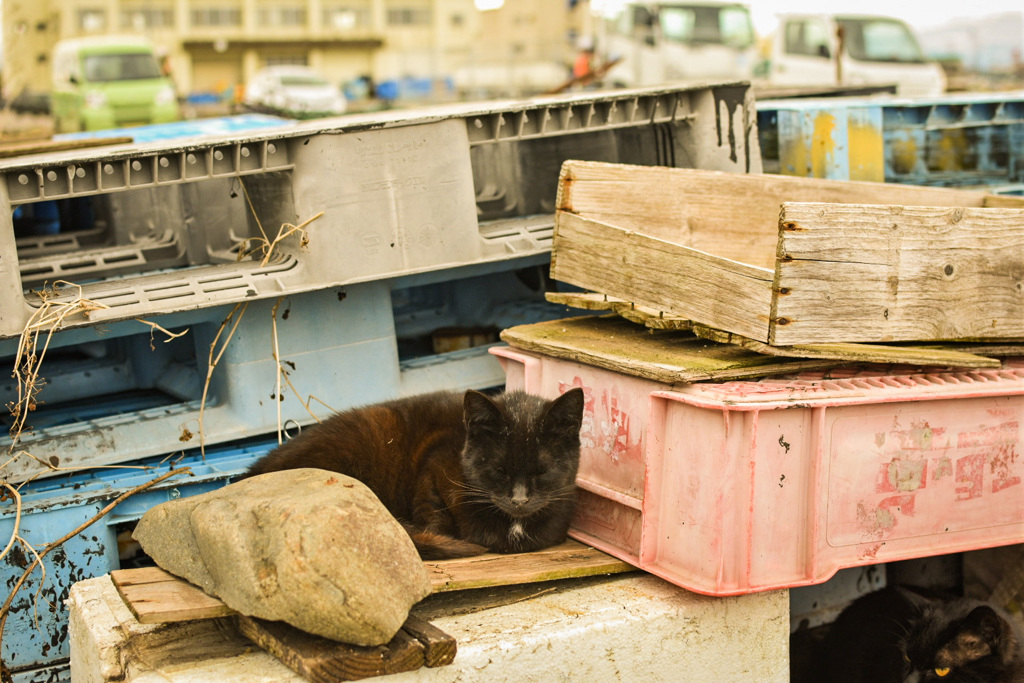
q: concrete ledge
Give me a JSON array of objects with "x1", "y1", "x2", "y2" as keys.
[{"x1": 69, "y1": 573, "x2": 789, "y2": 682}]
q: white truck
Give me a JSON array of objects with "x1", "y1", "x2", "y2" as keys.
[
  {"x1": 761, "y1": 14, "x2": 946, "y2": 96},
  {"x1": 598, "y1": 2, "x2": 758, "y2": 87}
]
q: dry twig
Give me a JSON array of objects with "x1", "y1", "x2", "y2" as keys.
[{"x1": 194, "y1": 209, "x2": 320, "y2": 452}]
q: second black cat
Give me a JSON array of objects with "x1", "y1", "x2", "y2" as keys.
[{"x1": 805, "y1": 586, "x2": 1024, "y2": 683}]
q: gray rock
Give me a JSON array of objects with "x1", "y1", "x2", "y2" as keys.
[{"x1": 133, "y1": 468, "x2": 432, "y2": 646}]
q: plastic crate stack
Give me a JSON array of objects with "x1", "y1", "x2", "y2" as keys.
[
  {"x1": 0, "y1": 82, "x2": 761, "y2": 679},
  {"x1": 756, "y1": 91, "x2": 1024, "y2": 189}
]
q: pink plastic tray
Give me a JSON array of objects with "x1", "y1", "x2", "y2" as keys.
[{"x1": 492, "y1": 346, "x2": 1024, "y2": 596}]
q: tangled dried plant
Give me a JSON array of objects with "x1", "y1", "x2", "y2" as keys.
[
  {"x1": 194, "y1": 200, "x2": 321, "y2": 454},
  {"x1": 5, "y1": 280, "x2": 185, "y2": 460}
]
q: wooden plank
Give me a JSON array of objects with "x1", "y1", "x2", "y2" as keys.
[
  {"x1": 551, "y1": 211, "x2": 775, "y2": 342},
  {"x1": 691, "y1": 324, "x2": 1002, "y2": 368},
  {"x1": 237, "y1": 614, "x2": 440, "y2": 682},
  {"x1": 611, "y1": 301, "x2": 693, "y2": 330},
  {"x1": 111, "y1": 567, "x2": 236, "y2": 624},
  {"x1": 500, "y1": 315, "x2": 846, "y2": 383},
  {"x1": 544, "y1": 292, "x2": 691, "y2": 330},
  {"x1": 401, "y1": 615, "x2": 458, "y2": 667},
  {"x1": 984, "y1": 195, "x2": 1024, "y2": 209},
  {"x1": 545, "y1": 291, "x2": 623, "y2": 311},
  {"x1": 772, "y1": 202, "x2": 1024, "y2": 345},
  {"x1": 425, "y1": 538, "x2": 635, "y2": 593},
  {"x1": 111, "y1": 540, "x2": 634, "y2": 624},
  {"x1": 556, "y1": 160, "x2": 1013, "y2": 270}
]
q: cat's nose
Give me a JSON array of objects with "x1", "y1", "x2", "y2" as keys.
[{"x1": 511, "y1": 483, "x2": 529, "y2": 507}]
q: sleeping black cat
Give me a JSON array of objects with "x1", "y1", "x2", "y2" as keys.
[
  {"x1": 806, "y1": 586, "x2": 1024, "y2": 682},
  {"x1": 246, "y1": 388, "x2": 585, "y2": 560}
]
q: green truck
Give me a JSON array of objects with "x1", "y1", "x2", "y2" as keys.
[{"x1": 51, "y1": 34, "x2": 180, "y2": 133}]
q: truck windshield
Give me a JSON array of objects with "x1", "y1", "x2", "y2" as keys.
[
  {"x1": 659, "y1": 4, "x2": 754, "y2": 48},
  {"x1": 837, "y1": 17, "x2": 928, "y2": 64},
  {"x1": 82, "y1": 52, "x2": 163, "y2": 82}
]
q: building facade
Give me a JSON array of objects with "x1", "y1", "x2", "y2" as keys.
[
  {"x1": 2, "y1": 0, "x2": 587, "y2": 105},
  {"x1": 5, "y1": 0, "x2": 483, "y2": 99}
]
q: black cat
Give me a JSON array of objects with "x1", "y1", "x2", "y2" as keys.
[
  {"x1": 247, "y1": 388, "x2": 585, "y2": 560},
  {"x1": 804, "y1": 586, "x2": 1024, "y2": 682}
]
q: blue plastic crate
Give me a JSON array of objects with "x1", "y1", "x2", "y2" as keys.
[
  {"x1": 0, "y1": 437, "x2": 277, "y2": 673},
  {"x1": 758, "y1": 92, "x2": 1024, "y2": 186}
]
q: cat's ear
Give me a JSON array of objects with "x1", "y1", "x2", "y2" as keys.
[
  {"x1": 956, "y1": 606, "x2": 1009, "y2": 659},
  {"x1": 464, "y1": 390, "x2": 504, "y2": 434},
  {"x1": 894, "y1": 586, "x2": 935, "y2": 613},
  {"x1": 542, "y1": 388, "x2": 585, "y2": 439}
]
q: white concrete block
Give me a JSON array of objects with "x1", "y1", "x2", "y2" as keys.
[{"x1": 68, "y1": 573, "x2": 789, "y2": 682}]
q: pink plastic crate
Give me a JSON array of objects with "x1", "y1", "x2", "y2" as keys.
[{"x1": 492, "y1": 346, "x2": 1024, "y2": 596}]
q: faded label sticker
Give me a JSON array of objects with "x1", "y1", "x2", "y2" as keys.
[{"x1": 826, "y1": 401, "x2": 1023, "y2": 547}]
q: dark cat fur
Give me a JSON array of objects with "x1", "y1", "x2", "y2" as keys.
[
  {"x1": 804, "y1": 586, "x2": 1024, "y2": 683},
  {"x1": 246, "y1": 388, "x2": 585, "y2": 560}
]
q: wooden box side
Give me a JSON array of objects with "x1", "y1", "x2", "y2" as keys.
[
  {"x1": 550, "y1": 211, "x2": 775, "y2": 342},
  {"x1": 555, "y1": 160, "x2": 1015, "y2": 271},
  {"x1": 771, "y1": 202, "x2": 1024, "y2": 345}
]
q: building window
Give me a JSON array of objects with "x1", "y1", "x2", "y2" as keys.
[
  {"x1": 120, "y1": 5, "x2": 174, "y2": 30},
  {"x1": 191, "y1": 6, "x2": 242, "y2": 27},
  {"x1": 322, "y1": 4, "x2": 372, "y2": 30},
  {"x1": 386, "y1": 4, "x2": 431, "y2": 26},
  {"x1": 257, "y1": 4, "x2": 308, "y2": 27},
  {"x1": 264, "y1": 55, "x2": 308, "y2": 66},
  {"x1": 78, "y1": 8, "x2": 107, "y2": 32}
]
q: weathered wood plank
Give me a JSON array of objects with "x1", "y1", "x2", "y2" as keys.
[
  {"x1": 500, "y1": 315, "x2": 846, "y2": 383},
  {"x1": 544, "y1": 292, "x2": 691, "y2": 330},
  {"x1": 772, "y1": 202, "x2": 1024, "y2": 345},
  {"x1": 691, "y1": 324, "x2": 1002, "y2": 368},
  {"x1": 556, "y1": 160, "x2": 1017, "y2": 269},
  {"x1": 984, "y1": 195, "x2": 1024, "y2": 209},
  {"x1": 111, "y1": 540, "x2": 634, "y2": 624},
  {"x1": 544, "y1": 291, "x2": 623, "y2": 311},
  {"x1": 425, "y1": 538, "x2": 635, "y2": 593},
  {"x1": 551, "y1": 211, "x2": 775, "y2": 342},
  {"x1": 111, "y1": 567, "x2": 236, "y2": 624},
  {"x1": 611, "y1": 301, "x2": 693, "y2": 330},
  {"x1": 401, "y1": 615, "x2": 458, "y2": 668},
  {"x1": 237, "y1": 614, "x2": 430, "y2": 682}
]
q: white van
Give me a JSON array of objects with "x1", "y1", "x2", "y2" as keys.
[
  {"x1": 763, "y1": 14, "x2": 946, "y2": 96},
  {"x1": 600, "y1": 2, "x2": 758, "y2": 87}
]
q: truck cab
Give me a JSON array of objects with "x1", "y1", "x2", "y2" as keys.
[
  {"x1": 764, "y1": 14, "x2": 946, "y2": 96},
  {"x1": 601, "y1": 2, "x2": 757, "y2": 87},
  {"x1": 51, "y1": 35, "x2": 181, "y2": 133}
]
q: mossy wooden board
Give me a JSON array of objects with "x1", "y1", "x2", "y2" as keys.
[{"x1": 499, "y1": 315, "x2": 847, "y2": 383}]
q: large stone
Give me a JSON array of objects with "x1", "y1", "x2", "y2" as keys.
[{"x1": 133, "y1": 468, "x2": 432, "y2": 646}]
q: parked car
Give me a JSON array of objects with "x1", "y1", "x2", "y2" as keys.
[
  {"x1": 243, "y1": 66, "x2": 347, "y2": 118},
  {"x1": 51, "y1": 35, "x2": 180, "y2": 133}
]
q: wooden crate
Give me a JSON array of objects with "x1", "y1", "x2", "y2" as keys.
[{"x1": 552, "y1": 161, "x2": 1024, "y2": 345}]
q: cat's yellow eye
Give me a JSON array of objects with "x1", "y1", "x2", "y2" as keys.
[
  {"x1": 903, "y1": 654, "x2": 911, "y2": 663},
  {"x1": 934, "y1": 667, "x2": 951, "y2": 677}
]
